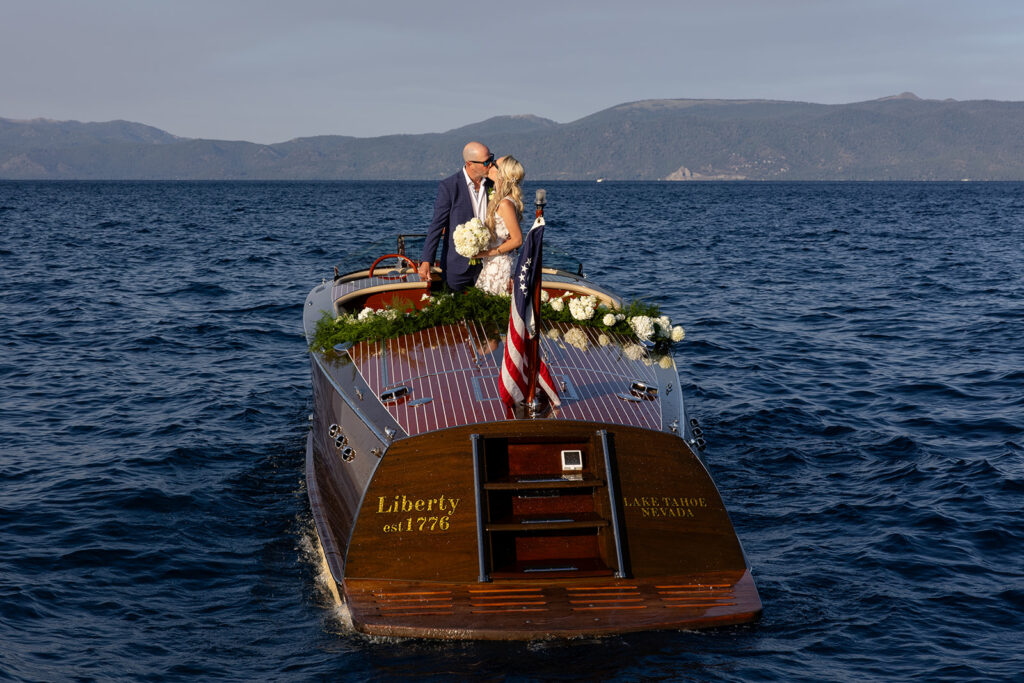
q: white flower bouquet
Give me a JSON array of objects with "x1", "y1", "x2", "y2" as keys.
[
  {"x1": 623, "y1": 343, "x2": 646, "y2": 361},
  {"x1": 536, "y1": 291, "x2": 688, "y2": 355},
  {"x1": 628, "y1": 315, "x2": 655, "y2": 341},
  {"x1": 452, "y1": 217, "x2": 490, "y2": 264},
  {"x1": 563, "y1": 327, "x2": 589, "y2": 351},
  {"x1": 569, "y1": 295, "x2": 599, "y2": 321}
]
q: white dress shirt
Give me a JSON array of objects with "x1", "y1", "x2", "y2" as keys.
[{"x1": 463, "y1": 168, "x2": 488, "y2": 220}]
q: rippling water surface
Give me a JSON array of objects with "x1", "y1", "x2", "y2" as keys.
[{"x1": 1, "y1": 181, "x2": 1021, "y2": 681}]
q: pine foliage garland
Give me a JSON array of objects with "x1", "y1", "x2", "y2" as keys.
[{"x1": 310, "y1": 288, "x2": 677, "y2": 353}]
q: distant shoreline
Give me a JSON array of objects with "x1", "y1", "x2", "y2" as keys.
[{"x1": 5, "y1": 96, "x2": 1024, "y2": 181}]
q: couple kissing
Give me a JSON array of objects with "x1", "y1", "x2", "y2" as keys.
[{"x1": 418, "y1": 141, "x2": 525, "y2": 295}]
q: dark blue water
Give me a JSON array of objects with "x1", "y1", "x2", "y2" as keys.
[{"x1": 1, "y1": 181, "x2": 1021, "y2": 681}]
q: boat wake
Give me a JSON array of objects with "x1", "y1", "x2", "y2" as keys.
[{"x1": 296, "y1": 517, "x2": 353, "y2": 633}]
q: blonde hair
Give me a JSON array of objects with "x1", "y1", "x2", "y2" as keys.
[{"x1": 485, "y1": 155, "x2": 524, "y2": 232}]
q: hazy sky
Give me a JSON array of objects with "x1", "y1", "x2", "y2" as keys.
[{"x1": 3, "y1": 0, "x2": 1022, "y2": 143}]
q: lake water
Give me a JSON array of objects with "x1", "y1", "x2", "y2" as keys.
[{"x1": 1, "y1": 180, "x2": 1021, "y2": 681}]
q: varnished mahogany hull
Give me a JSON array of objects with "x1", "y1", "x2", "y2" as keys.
[
  {"x1": 307, "y1": 371, "x2": 762, "y2": 639},
  {"x1": 343, "y1": 571, "x2": 760, "y2": 640},
  {"x1": 304, "y1": 264, "x2": 761, "y2": 639}
]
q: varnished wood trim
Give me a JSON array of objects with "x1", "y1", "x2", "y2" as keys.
[
  {"x1": 342, "y1": 568, "x2": 760, "y2": 640},
  {"x1": 334, "y1": 279, "x2": 428, "y2": 315},
  {"x1": 540, "y1": 280, "x2": 618, "y2": 307},
  {"x1": 306, "y1": 432, "x2": 345, "y2": 589}
]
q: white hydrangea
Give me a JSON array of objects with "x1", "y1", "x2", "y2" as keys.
[
  {"x1": 564, "y1": 328, "x2": 589, "y2": 351},
  {"x1": 541, "y1": 290, "x2": 550, "y2": 303},
  {"x1": 357, "y1": 307, "x2": 375, "y2": 321},
  {"x1": 616, "y1": 313, "x2": 625, "y2": 322},
  {"x1": 671, "y1": 325, "x2": 686, "y2": 342},
  {"x1": 452, "y1": 217, "x2": 490, "y2": 259},
  {"x1": 546, "y1": 327, "x2": 561, "y2": 339},
  {"x1": 659, "y1": 355, "x2": 674, "y2": 369},
  {"x1": 597, "y1": 333, "x2": 610, "y2": 347},
  {"x1": 658, "y1": 315, "x2": 672, "y2": 334},
  {"x1": 629, "y1": 315, "x2": 655, "y2": 341},
  {"x1": 623, "y1": 343, "x2": 645, "y2": 361},
  {"x1": 602, "y1": 313, "x2": 617, "y2": 327},
  {"x1": 421, "y1": 293, "x2": 431, "y2": 301},
  {"x1": 568, "y1": 295, "x2": 598, "y2": 321},
  {"x1": 380, "y1": 309, "x2": 399, "y2": 321},
  {"x1": 550, "y1": 298, "x2": 565, "y2": 312}
]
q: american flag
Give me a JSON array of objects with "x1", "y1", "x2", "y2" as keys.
[{"x1": 499, "y1": 217, "x2": 561, "y2": 411}]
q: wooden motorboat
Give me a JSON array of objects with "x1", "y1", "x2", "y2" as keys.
[{"x1": 302, "y1": 202, "x2": 761, "y2": 640}]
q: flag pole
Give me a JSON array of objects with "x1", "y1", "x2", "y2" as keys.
[
  {"x1": 498, "y1": 189, "x2": 558, "y2": 418},
  {"x1": 525, "y1": 189, "x2": 546, "y2": 413}
]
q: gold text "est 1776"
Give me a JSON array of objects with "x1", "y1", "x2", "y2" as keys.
[{"x1": 376, "y1": 494, "x2": 461, "y2": 534}]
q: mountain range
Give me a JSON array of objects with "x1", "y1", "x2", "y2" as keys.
[{"x1": 3, "y1": 93, "x2": 1023, "y2": 180}]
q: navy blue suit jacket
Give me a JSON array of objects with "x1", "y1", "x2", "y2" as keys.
[{"x1": 421, "y1": 171, "x2": 492, "y2": 291}]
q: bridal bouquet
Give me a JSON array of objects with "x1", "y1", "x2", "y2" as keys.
[{"x1": 453, "y1": 217, "x2": 490, "y2": 264}]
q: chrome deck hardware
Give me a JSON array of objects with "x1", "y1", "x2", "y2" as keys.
[{"x1": 380, "y1": 386, "x2": 410, "y2": 404}]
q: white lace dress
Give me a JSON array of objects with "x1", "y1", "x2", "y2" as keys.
[{"x1": 474, "y1": 213, "x2": 514, "y2": 295}]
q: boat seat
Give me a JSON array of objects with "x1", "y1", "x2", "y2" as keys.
[{"x1": 333, "y1": 275, "x2": 429, "y2": 315}]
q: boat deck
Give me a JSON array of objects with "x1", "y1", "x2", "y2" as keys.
[{"x1": 345, "y1": 320, "x2": 673, "y2": 437}]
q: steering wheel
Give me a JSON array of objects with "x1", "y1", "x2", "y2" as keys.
[{"x1": 368, "y1": 253, "x2": 418, "y2": 281}]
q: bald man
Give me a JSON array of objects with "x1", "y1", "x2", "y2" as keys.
[{"x1": 418, "y1": 141, "x2": 495, "y2": 291}]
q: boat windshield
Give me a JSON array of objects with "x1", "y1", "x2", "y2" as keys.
[{"x1": 335, "y1": 234, "x2": 583, "y2": 278}]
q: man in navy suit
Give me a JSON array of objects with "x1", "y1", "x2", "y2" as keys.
[{"x1": 418, "y1": 141, "x2": 495, "y2": 291}]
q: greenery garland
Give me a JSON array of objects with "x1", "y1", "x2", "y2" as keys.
[{"x1": 310, "y1": 287, "x2": 682, "y2": 354}]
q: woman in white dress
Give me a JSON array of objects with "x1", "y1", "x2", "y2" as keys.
[{"x1": 474, "y1": 155, "x2": 524, "y2": 295}]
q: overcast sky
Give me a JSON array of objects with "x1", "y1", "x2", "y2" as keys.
[{"x1": 3, "y1": 0, "x2": 1022, "y2": 143}]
